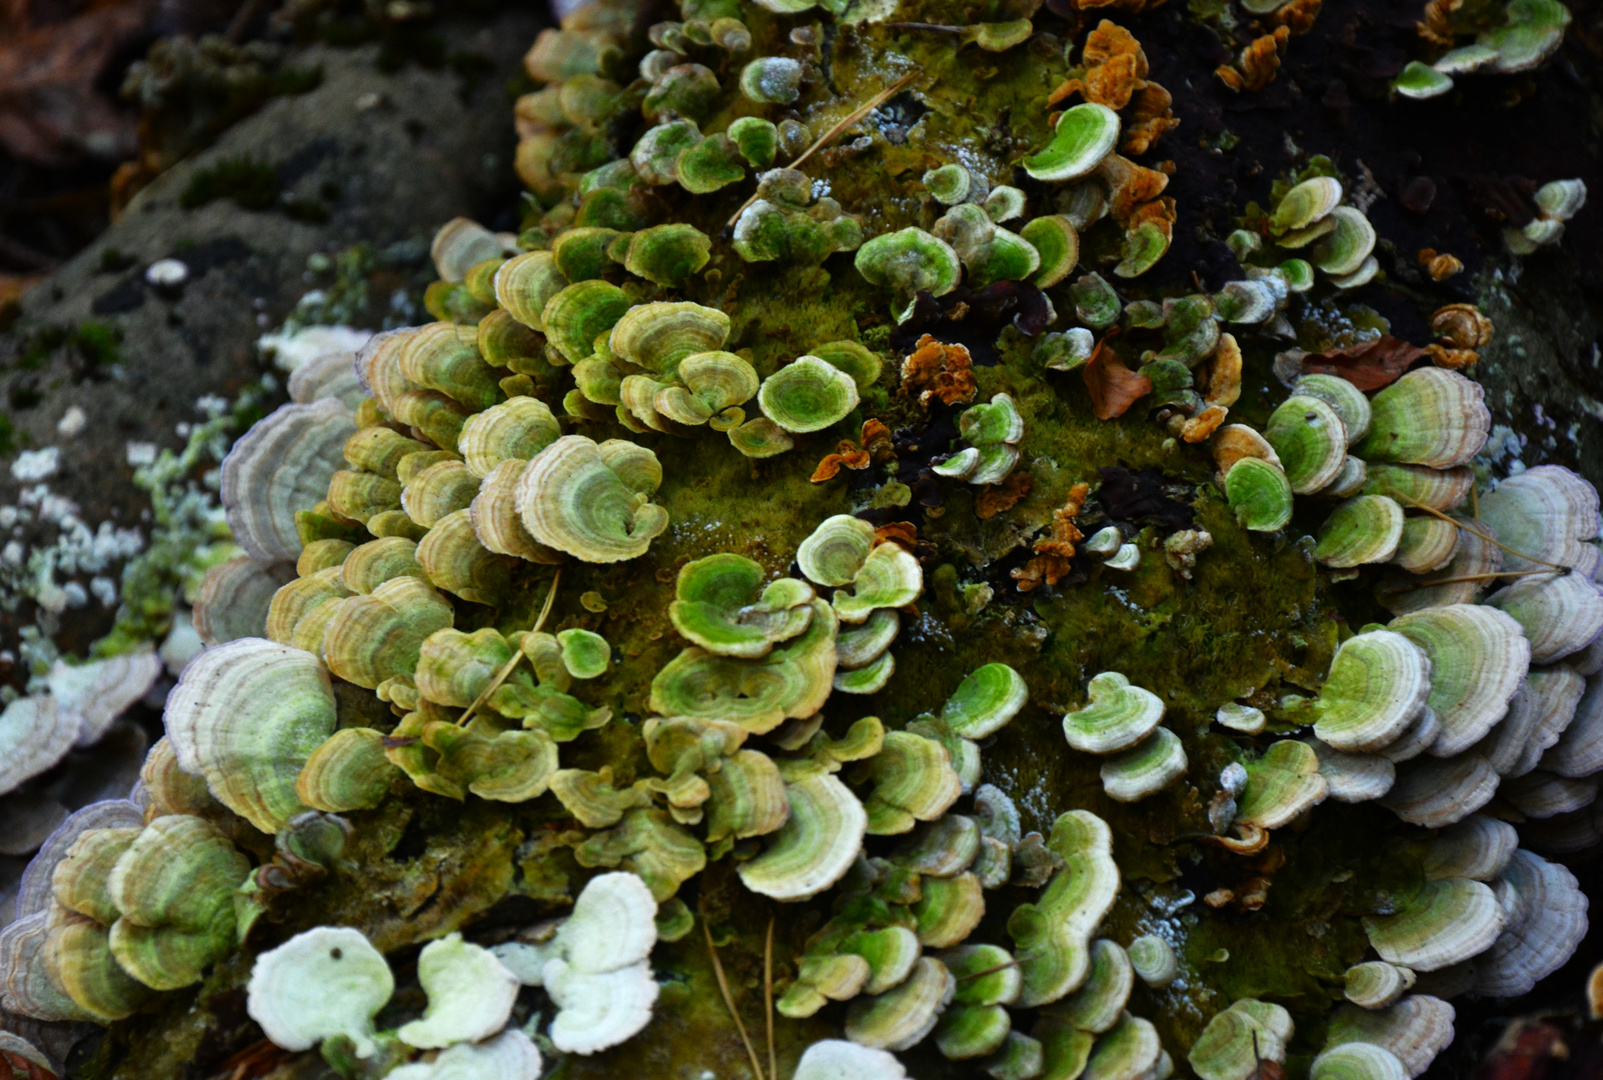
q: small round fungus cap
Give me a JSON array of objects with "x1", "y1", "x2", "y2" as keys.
[
  {"x1": 1224, "y1": 457, "x2": 1294, "y2": 532},
  {"x1": 246, "y1": 926, "x2": 393, "y2": 1056},
  {"x1": 163, "y1": 639, "x2": 337, "y2": 833},
  {"x1": 1127, "y1": 934, "x2": 1177, "y2": 987},
  {"x1": 941, "y1": 663, "x2": 1028, "y2": 739},
  {"x1": 1061, "y1": 672, "x2": 1165, "y2": 755},
  {"x1": 1023, "y1": 103, "x2": 1121, "y2": 182},
  {"x1": 669, "y1": 554, "x2": 815, "y2": 658},
  {"x1": 854, "y1": 228, "x2": 963, "y2": 314},
  {"x1": 1101, "y1": 728, "x2": 1188, "y2": 802},
  {"x1": 1272, "y1": 177, "x2": 1343, "y2": 232},
  {"x1": 1265, "y1": 395, "x2": 1348, "y2": 495},
  {"x1": 798, "y1": 514, "x2": 878, "y2": 588},
  {"x1": 759, "y1": 356, "x2": 861, "y2": 434},
  {"x1": 845, "y1": 956, "x2": 956, "y2": 1052},
  {"x1": 1344, "y1": 962, "x2": 1416, "y2": 1009},
  {"x1": 1311, "y1": 1042, "x2": 1408, "y2": 1080},
  {"x1": 1188, "y1": 999, "x2": 1293, "y2": 1080},
  {"x1": 517, "y1": 435, "x2": 669, "y2": 563}
]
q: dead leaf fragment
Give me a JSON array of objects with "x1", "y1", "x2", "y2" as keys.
[
  {"x1": 1298, "y1": 337, "x2": 1426, "y2": 391},
  {"x1": 975, "y1": 472, "x2": 1034, "y2": 519},
  {"x1": 1083, "y1": 333, "x2": 1152, "y2": 420}
]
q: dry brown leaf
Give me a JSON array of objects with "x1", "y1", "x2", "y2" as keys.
[
  {"x1": 1298, "y1": 336, "x2": 1427, "y2": 391},
  {"x1": 1083, "y1": 333, "x2": 1152, "y2": 420}
]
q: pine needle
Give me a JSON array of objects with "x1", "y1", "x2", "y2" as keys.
[
  {"x1": 764, "y1": 916, "x2": 777, "y2": 1080},
  {"x1": 455, "y1": 568, "x2": 561, "y2": 726},
  {"x1": 706, "y1": 921, "x2": 766, "y2": 1080},
  {"x1": 1385, "y1": 492, "x2": 1571, "y2": 571},
  {"x1": 725, "y1": 69, "x2": 919, "y2": 229},
  {"x1": 1379, "y1": 568, "x2": 1558, "y2": 592}
]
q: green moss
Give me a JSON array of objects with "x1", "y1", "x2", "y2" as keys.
[{"x1": 180, "y1": 157, "x2": 281, "y2": 212}]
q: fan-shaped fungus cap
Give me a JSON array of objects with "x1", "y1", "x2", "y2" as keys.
[
  {"x1": 1062, "y1": 672, "x2": 1166, "y2": 755},
  {"x1": 542, "y1": 280, "x2": 633, "y2": 364},
  {"x1": 1009, "y1": 810, "x2": 1119, "y2": 1007},
  {"x1": 941, "y1": 664, "x2": 1028, "y2": 739},
  {"x1": 1354, "y1": 369, "x2": 1490, "y2": 469},
  {"x1": 517, "y1": 436, "x2": 669, "y2": 563},
  {"x1": 1489, "y1": 572, "x2": 1603, "y2": 666},
  {"x1": 246, "y1": 926, "x2": 394, "y2": 1056},
  {"x1": 1236, "y1": 740, "x2": 1329, "y2": 829},
  {"x1": 623, "y1": 224, "x2": 713, "y2": 287},
  {"x1": 458, "y1": 397, "x2": 561, "y2": 479},
  {"x1": 1294, "y1": 374, "x2": 1372, "y2": 443},
  {"x1": 44, "y1": 907, "x2": 152, "y2": 1021},
  {"x1": 1101, "y1": 728, "x2": 1188, "y2": 802},
  {"x1": 494, "y1": 251, "x2": 569, "y2": 332},
  {"x1": 865, "y1": 730, "x2": 961, "y2": 833},
  {"x1": 1363, "y1": 878, "x2": 1506, "y2": 971},
  {"x1": 1389, "y1": 604, "x2": 1530, "y2": 756},
  {"x1": 1315, "y1": 496, "x2": 1406, "y2": 568},
  {"x1": 854, "y1": 228, "x2": 963, "y2": 314},
  {"x1": 1127, "y1": 935, "x2": 1177, "y2": 987},
  {"x1": 105, "y1": 814, "x2": 251, "y2": 989},
  {"x1": 164, "y1": 639, "x2": 337, "y2": 833},
  {"x1": 1422, "y1": 814, "x2": 1518, "y2": 881},
  {"x1": 1308, "y1": 630, "x2": 1431, "y2": 753},
  {"x1": 1272, "y1": 177, "x2": 1343, "y2": 232},
  {"x1": 1309, "y1": 740, "x2": 1396, "y2": 803},
  {"x1": 794, "y1": 1039, "x2": 910, "y2": 1080},
  {"x1": 845, "y1": 956, "x2": 956, "y2": 1052},
  {"x1": 924, "y1": 164, "x2": 972, "y2": 205},
  {"x1": 323, "y1": 577, "x2": 456, "y2": 690},
  {"x1": 1383, "y1": 751, "x2": 1499, "y2": 827},
  {"x1": 1265, "y1": 395, "x2": 1348, "y2": 495},
  {"x1": 1051, "y1": 939, "x2": 1133, "y2": 1034},
  {"x1": 1478, "y1": 465, "x2": 1601, "y2": 574},
  {"x1": 1024, "y1": 104, "x2": 1121, "y2": 182},
  {"x1": 394, "y1": 933, "x2": 520, "y2": 1049},
  {"x1": 1535, "y1": 669, "x2": 1600, "y2": 778},
  {"x1": 835, "y1": 544, "x2": 922, "y2": 625},
  {"x1": 1224, "y1": 457, "x2": 1294, "y2": 533},
  {"x1": 669, "y1": 554, "x2": 814, "y2": 658},
  {"x1": 1472, "y1": 849, "x2": 1588, "y2": 997},
  {"x1": 1326, "y1": 996, "x2": 1456, "y2": 1078},
  {"x1": 798, "y1": 515, "x2": 878, "y2": 588},
  {"x1": 1082, "y1": 1012, "x2": 1163, "y2": 1080},
  {"x1": 1345, "y1": 962, "x2": 1416, "y2": 1009},
  {"x1": 1312, "y1": 1043, "x2": 1408, "y2": 1080},
  {"x1": 0, "y1": 697, "x2": 81, "y2": 799},
  {"x1": 222, "y1": 399, "x2": 357, "y2": 563},
  {"x1": 1189, "y1": 999, "x2": 1293, "y2": 1080},
  {"x1": 739, "y1": 774, "x2": 867, "y2": 901},
  {"x1": 195, "y1": 558, "x2": 296, "y2": 647},
  {"x1": 295, "y1": 728, "x2": 397, "y2": 813},
  {"x1": 759, "y1": 356, "x2": 861, "y2": 434}
]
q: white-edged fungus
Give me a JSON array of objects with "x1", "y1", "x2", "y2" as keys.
[{"x1": 245, "y1": 926, "x2": 394, "y2": 1057}]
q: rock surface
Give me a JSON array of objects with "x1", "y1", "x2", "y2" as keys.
[{"x1": 0, "y1": 7, "x2": 543, "y2": 660}]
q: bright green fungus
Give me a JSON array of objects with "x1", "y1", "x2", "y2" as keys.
[{"x1": 20, "y1": 1, "x2": 1602, "y2": 1079}]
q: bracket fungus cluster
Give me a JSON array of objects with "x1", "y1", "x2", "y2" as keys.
[{"x1": 8, "y1": 0, "x2": 1602, "y2": 1078}]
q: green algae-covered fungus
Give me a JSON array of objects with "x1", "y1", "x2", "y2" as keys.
[{"x1": 21, "y1": 1, "x2": 1603, "y2": 1078}]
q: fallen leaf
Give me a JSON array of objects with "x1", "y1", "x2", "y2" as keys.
[
  {"x1": 1298, "y1": 337, "x2": 1426, "y2": 391},
  {"x1": 1083, "y1": 333, "x2": 1152, "y2": 420}
]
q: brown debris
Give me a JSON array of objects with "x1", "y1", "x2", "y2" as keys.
[
  {"x1": 1200, "y1": 822, "x2": 1272, "y2": 855},
  {"x1": 1432, "y1": 303, "x2": 1494, "y2": 348},
  {"x1": 1123, "y1": 83, "x2": 1181, "y2": 155},
  {"x1": 900, "y1": 334, "x2": 977, "y2": 407},
  {"x1": 1072, "y1": 0, "x2": 1170, "y2": 13},
  {"x1": 1418, "y1": 248, "x2": 1465, "y2": 280},
  {"x1": 975, "y1": 472, "x2": 1034, "y2": 520},
  {"x1": 1083, "y1": 332, "x2": 1153, "y2": 420},
  {"x1": 1268, "y1": 0, "x2": 1323, "y2": 34},
  {"x1": 1588, "y1": 959, "x2": 1603, "y2": 1018},
  {"x1": 1477, "y1": 1019, "x2": 1568, "y2": 1080},
  {"x1": 1418, "y1": 0, "x2": 1462, "y2": 45},
  {"x1": 1049, "y1": 22, "x2": 1178, "y2": 154},
  {"x1": 873, "y1": 521, "x2": 921, "y2": 552},
  {"x1": 1215, "y1": 27, "x2": 1291, "y2": 93},
  {"x1": 1298, "y1": 337, "x2": 1427, "y2": 391},
  {"x1": 1012, "y1": 481, "x2": 1091, "y2": 592},
  {"x1": 1204, "y1": 332, "x2": 1243, "y2": 408},
  {"x1": 1425, "y1": 344, "x2": 1479, "y2": 369},
  {"x1": 1096, "y1": 154, "x2": 1171, "y2": 225},
  {"x1": 810, "y1": 442, "x2": 872, "y2": 483},
  {"x1": 860, "y1": 418, "x2": 896, "y2": 460},
  {"x1": 1181, "y1": 406, "x2": 1229, "y2": 443}
]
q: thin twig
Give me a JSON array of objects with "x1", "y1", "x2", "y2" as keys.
[
  {"x1": 705, "y1": 921, "x2": 766, "y2": 1080},
  {"x1": 1378, "y1": 568, "x2": 1558, "y2": 592},
  {"x1": 764, "y1": 917, "x2": 776, "y2": 1080},
  {"x1": 1386, "y1": 492, "x2": 1571, "y2": 571},
  {"x1": 455, "y1": 568, "x2": 561, "y2": 726},
  {"x1": 881, "y1": 21, "x2": 964, "y2": 31},
  {"x1": 956, "y1": 958, "x2": 1023, "y2": 982},
  {"x1": 725, "y1": 70, "x2": 920, "y2": 229}
]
